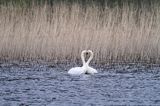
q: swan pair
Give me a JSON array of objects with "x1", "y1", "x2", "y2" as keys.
[{"x1": 68, "y1": 50, "x2": 98, "y2": 75}]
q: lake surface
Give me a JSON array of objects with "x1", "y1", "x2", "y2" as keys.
[{"x1": 0, "y1": 61, "x2": 160, "y2": 106}]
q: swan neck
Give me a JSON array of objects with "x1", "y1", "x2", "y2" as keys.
[
  {"x1": 81, "y1": 51, "x2": 85, "y2": 66},
  {"x1": 86, "y1": 51, "x2": 93, "y2": 65}
]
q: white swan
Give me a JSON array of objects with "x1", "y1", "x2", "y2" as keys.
[
  {"x1": 68, "y1": 50, "x2": 88, "y2": 75},
  {"x1": 85, "y1": 50, "x2": 98, "y2": 74},
  {"x1": 68, "y1": 50, "x2": 98, "y2": 75}
]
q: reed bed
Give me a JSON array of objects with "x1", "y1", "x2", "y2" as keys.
[{"x1": 0, "y1": 1, "x2": 160, "y2": 64}]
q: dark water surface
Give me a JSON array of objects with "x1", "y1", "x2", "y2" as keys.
[{"x1": 0, "y1": 62, "x2": 160, "y2": 106}]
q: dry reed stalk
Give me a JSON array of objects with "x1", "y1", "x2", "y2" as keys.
[{"x1": 0, "y1": 3, "x2": 160, "y2": 63}]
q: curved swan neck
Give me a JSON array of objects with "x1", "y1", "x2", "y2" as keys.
[
  {"x1": 86, "y1": 50, "x2": 93, "y2": 65},
  {"x1": 81, "y1": 50, "x2": 86, "y2": 66}
]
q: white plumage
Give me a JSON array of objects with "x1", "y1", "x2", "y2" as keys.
[{"x1": 68, "y1": 50, "x2": 98, "y2": 75}]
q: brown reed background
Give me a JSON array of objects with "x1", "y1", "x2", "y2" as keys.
[{"x1": 0, "y1": 0, "x2": 160, "y2": 63}]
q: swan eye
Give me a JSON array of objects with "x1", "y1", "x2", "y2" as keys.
[{"x1": 86, "y1": 52, "x2": 89, "y2": 55}]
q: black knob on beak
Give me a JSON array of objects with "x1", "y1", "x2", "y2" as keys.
[{"x1": 86, "y1": 52, "x2": 89, "y2": 55}]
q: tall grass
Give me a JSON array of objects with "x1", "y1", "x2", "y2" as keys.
[{"x1": 0, "y1": 1, "x2": 160, "y2": 63}]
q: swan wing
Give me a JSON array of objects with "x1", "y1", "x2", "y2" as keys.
[
  {"x1": 68, "y1": 67, "x2": 85, "y2": 75},
  {"x1": 87, "y1": 67, "x2": 98, "y2": 74}
]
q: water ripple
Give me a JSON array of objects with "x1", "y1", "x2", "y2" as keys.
[{"x1": 0, "y1": 63, "x2": 160, "y2": 105}]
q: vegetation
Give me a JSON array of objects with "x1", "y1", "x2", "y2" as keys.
[{"x1": 0, "y1": 0, "x2": 160, "y2": 63}]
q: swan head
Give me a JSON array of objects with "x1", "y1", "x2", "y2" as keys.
[
  {"x1": 87, "y1": 50, "x2": 93, "y2": 56},
  {"x1": 81, "y1": 50, "x2": 87, "y2": 55},
  {"x1": 81, "y1": 50, "x2": 93, "y2": 56}
]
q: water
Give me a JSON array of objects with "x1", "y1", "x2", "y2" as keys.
[{"x1": 0, "y1": 62, "x2": 160, "y2": 106}]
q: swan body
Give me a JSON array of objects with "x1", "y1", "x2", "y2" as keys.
[
  {"x1": 86, "y1": 66, "x2": 98, "y2": 74},
  {"x1": 68, "y1": 67, "x2": 86, "y2": 75},
  {"x1": 68, "y1": 50, "x2": 87, "y2": 75},
  {"x1": 68, "y1": 50, "x2": 98, "y2": 75},
  {"x1": 85, "y1": 50, "x2": 98, "y2": 74}
]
